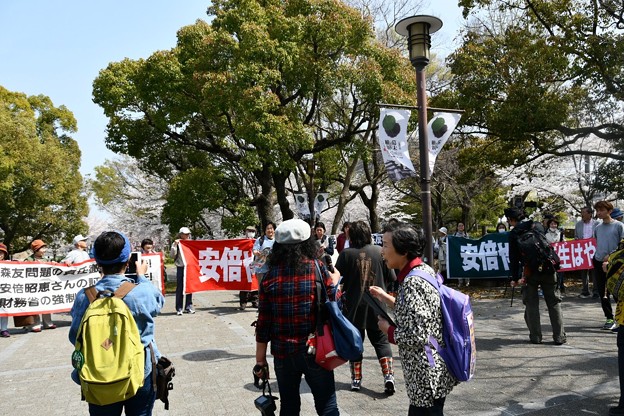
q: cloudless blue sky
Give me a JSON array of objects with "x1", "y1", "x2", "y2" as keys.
[{"x1": 0, "y1": 0, "x2": 463, "y2": 179}]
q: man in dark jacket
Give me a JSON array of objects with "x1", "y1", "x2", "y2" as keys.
[{"x1": 506, "y1": 207, "x2": 566, "y2": 345}]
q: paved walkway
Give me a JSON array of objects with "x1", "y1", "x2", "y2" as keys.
[{"x1": 0, "y1": 284, "x2": 621, "y2": 415}]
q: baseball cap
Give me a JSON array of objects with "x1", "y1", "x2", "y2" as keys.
[
  {"x1": 73, "y1": 234, "x2": 88, "y2": 245},
  {"x1": 439, "y1": 227, "x2": 448, "y2": 234},
  {"x1": 179, "y1": 227, "x2": 191, "y2": 234}
]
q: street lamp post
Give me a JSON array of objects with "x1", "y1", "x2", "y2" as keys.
[
  {"x1": 395, "y1": 15, "x2": 443, "y2": 266},
  {"x1": 305, "y1": 158, "x2": 316, "y2": 227}
]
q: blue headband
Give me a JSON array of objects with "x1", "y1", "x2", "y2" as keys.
[{"x1": 94, "y1": 232, "x2": 131, "y2": 265}]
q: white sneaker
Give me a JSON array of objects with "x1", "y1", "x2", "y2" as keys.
[{"x1": 176, "y1": 310, "x2": 183, "y2": 316}]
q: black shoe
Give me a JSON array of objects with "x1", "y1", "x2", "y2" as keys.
[
  {"x1": 530, "y1": 339, "x2": 542, "y2": 344},
  {"x1": 554, "y1": 339, "x2": 567, "y2": 346},
  {"x1": 239, "y1": 303, "x2": 247, "y2": 310}
]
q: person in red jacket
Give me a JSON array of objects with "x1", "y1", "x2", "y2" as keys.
[{"x1": 336, "y1": 221, "x2": 351, "y2": 254}]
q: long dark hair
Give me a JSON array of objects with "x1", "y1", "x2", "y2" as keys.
[{"x1": 267, "y1": 237, "x2": 318, "y2": 271}]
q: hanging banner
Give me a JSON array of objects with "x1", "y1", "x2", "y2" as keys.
[
  {"x1": 0, "y1": 260, "x2": 101, "y2": 316},
  {"x1": 447, "y1": 234, "x2": 597, "y2": 279},
  {"x1": 314, "y1": 193, "x2": 329, "y2": 217},
  {"x1": 428, "y1": 112, "x2": 462, "y2": 175},
  {"x1": 378, "y1": 108, "x2": 416, "y2": 181},
  {"x1": 180, "y1": 239, "x2": 256, "y2": 292},
  {"x1": 294, "y1": 193, "x2": 310, "y2": 218}
]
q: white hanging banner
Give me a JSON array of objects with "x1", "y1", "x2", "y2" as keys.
[
  {"x1": 427, "y1": 112, "x2": 462, "y2": 175},
  {"x1": 378, "y1": 108, "x2": 416, "y2": 181},
  {"x1": 294, "y1": 193, "x2": 310, "y2": 218},
  {"x1": 314, "y1": 193, "x2": 329, "y2": 217}
]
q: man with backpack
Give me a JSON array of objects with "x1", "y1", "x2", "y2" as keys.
[
  {"x1": 69, "y1": 231, "x2": 165, "y2": 415},
  {"x1": 506, "y1": 207, "x2": 567, "y2": 345}
]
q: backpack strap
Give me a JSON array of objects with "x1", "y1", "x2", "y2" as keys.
[
  {"x1": 406, "y1": 268, "x2": 443, "y2": 368},
  {"x1": 84, "y1": 286, "x2": 98, "y2": 303},
  {"x1": 114, "y1": 281, "x2": 137, "y2": 299}
]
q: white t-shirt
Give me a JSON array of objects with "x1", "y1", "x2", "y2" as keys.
[{"x1": 61, "y1": 249, "x2": 90, "y2": 264}]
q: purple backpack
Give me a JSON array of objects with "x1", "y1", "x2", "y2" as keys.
[{"x1": 408, "y1": 269, "x2": 476, "y2": 382}]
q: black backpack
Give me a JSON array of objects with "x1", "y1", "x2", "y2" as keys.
[{"x1": 517, "y1": 223, "x2": 561, "y2": 274}]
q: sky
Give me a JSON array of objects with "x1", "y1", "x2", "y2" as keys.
[{"x1": 0, "y1": 0, "x2": 464, "y2": 180}]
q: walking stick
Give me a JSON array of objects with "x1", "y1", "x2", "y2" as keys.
[{"x1": 510, "y1": 284, "x2": 515, "y2": 307}]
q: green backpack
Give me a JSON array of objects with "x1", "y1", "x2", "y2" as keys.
[{"x1": 71, "y1": 282, "x2": 145, "y2": 406}]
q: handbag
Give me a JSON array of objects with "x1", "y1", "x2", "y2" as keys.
[{"x1": 313, "y1": 261, "x2": 362, "y2": 370}]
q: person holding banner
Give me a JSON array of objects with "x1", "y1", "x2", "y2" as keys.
[
  {"x1": 170, "y1": 227, "x2": 195, "y2": 315},
  {"x1": 575, "y1": 207, "x2": 598, "y2": 298},
  {"x1": 0, "y1": 243, "x2": 9, "y2": 338},
  {"x1": 454, "y1": 223, "x2": 470, "y2": 287},
  {"x1": 255, "y1": 218, "x2": 341, "y2": 416},
  {"x1": 370, "y1": 222, "x2": 457, "y2": 415},
  {"x1": 243, "y1": 222, "x2": 276, "y2": 310},
  {"x1": 24, "y1": 239, "x2": 56, "y2": 332},
  {"x1": 61, "y1": 234, "x2": 90, "y2": 264}
]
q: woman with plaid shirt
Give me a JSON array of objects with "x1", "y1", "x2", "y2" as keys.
[{"x1": 255, "y1": 219, "x2": 341, "y2": 416}]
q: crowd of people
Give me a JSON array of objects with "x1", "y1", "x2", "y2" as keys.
[{"x1": 6, "y1": 204, "x2": 624, "y2": 415}]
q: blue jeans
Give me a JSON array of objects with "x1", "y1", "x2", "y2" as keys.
[
  {"x1": 273, "y1": 352, "x2": 339, "y2": 416},
  {"x1": 88, "y1": 375, "x2": 155, "y2": 416},
  {"x1": 175, "y1": 266, "x2": 193, "y2": 312}
]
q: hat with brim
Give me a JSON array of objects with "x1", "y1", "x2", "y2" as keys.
[
  {"x1": 611, "y1": 208, "x2": 624, "y2": 219},
  {"x1": 179, "y1": 227, "x2": 191, "y2": 234},
  {"x1": 30, "y1": 239, "x2": 47, "y2": 252},
  {"x1": 275, "y1": 219, "x2": 311, "y2": 244},
  {"x1": 0, "y1": 243, "x2": 8, "y2": 256},
  {"x1": 73, "y1": 234, "x2": 88, "y2": 245}
]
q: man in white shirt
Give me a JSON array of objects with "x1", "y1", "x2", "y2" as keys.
[
  {"x1": 62, "y1": 234, "x2": 90, "y2": 264},
  {"x1": 575, "y1": 207, "x2": 598, "y2": 298}
]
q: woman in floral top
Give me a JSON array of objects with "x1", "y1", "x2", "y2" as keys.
[{"x1": 370, "y1": 222, "x2": 457, "y2": 415}]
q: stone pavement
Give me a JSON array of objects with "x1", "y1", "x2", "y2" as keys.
[{"x1": 0, "y1": 284, "x2": 621, "y2": 416}]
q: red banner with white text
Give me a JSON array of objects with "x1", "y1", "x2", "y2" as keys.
[
  {"x1": 180, "y1": 239, "x2": 257, "y2": 292},
  {"x1": 552, "y1": 238, "x2": 596, "y2": 271}
]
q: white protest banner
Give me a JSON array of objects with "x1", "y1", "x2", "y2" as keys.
[
  {"x1": 378, "y1": 108, "x2": 416, "y2": 181},
  {"x1": 0, "y1": 259, "x2": 100, "y2": 316},
  {"x1": 428, "y1": 112, "x2": 462, "y2": 175},
  {"x1": 142, "y1": 252, "x2": 166, "y2": 294}
]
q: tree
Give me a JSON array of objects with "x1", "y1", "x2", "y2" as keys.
[
  {"x1": 446, "y1": 0, "x2": 624, "y2": 168},
  {"x1": 0, "y1": 86, "x2": 88, "y2": 252},
  {"x1": 92, "y1": 0, "x2": 415, "y2": 231}
]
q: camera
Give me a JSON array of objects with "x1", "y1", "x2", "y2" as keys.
[
  {"x1": 254, "y1": 394, "x2": 277, "y2": 415},
  {"x1": 125, "y1": 251, "x2": 141, "y2": 277}
]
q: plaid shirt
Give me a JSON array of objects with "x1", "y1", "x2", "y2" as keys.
[{"x1": 255, "y1": 258, "x2": 334, "y2": 359}]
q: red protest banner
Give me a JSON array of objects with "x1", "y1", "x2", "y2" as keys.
[
  {"x1": 180, "y1": 239, "x2": 257, "y2": 292},
  {"x1": 552, "y1": 238, "x2": 596, "y2": 271}
]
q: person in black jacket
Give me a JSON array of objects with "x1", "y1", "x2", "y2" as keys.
[{"x1": 506, "y1": 207, "x2": 567, "y2": 345}]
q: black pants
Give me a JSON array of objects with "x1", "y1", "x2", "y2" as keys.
[
  {"x1": 408, "y1": 397, "x2": 446, "y2": 415},
  {"x1": 350, "y1": 303, "x2": 392, "y2": 361},
  {"x1": 593, "y1": 258, "x2": 614, "y2": 320}
]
